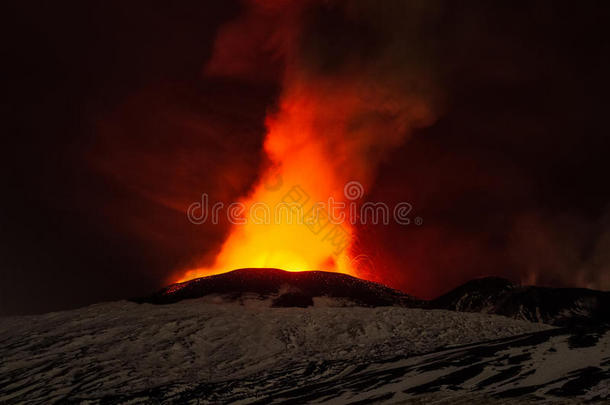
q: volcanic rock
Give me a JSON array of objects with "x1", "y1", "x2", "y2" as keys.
[
  {"x1": 430, "y1": 276, "x2": 610, "y2": 326},
  {"x1": 132, "y1": 268, "x2": 420, "y2": 307}
]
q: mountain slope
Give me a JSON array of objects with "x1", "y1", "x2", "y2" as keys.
[
  {"x1": 0, "y1": 299, "x2": 552, "y2": 404},
  {"x1": 136, "y1": 269, "x2": 610, "y2": 327},
  {"x1": 430, "y1": 277, "x2": 610, "y2": 326}
]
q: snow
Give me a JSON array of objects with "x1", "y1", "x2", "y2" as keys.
[{"x1": 0, "y1": 297, "x2": 551, "y2": 404}]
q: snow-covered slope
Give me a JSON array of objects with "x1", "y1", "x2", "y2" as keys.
[
  {"x1": 135, "y1": 269, "x2": 610, "y2": 328},
  {"x1": 189, "y1": 325, "x2": 610, "y2": 404},
  {"x1": 0, "y1": 298, "x2": 550, "y2": 404}
]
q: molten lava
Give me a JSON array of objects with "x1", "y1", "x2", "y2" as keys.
[
  {"x1": 175, "y1": 0, "x2": 436, "y2": 283},
  {"x1": 178, "y1": 82, "x2": 361, "y2": 282}
]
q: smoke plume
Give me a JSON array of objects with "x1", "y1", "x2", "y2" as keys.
[{"x1": 178, "y1": 0, "x2": 443, "y2": 281}]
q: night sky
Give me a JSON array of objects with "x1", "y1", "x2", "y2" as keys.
[{"x1": 3, "y1": 0, "x2": 610, "y2": 315}]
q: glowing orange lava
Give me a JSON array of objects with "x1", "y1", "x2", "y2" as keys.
[
  {"x1": 177, "y1": 82, "x2": 363, "y2": 282},
  {"x1": 175, "y1": 1, "x2": 435, "y2": 284}
]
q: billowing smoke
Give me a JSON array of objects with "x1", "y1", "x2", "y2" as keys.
[
  {"x1": 6, "y1": 1, "x2": 610, "y2": 316},
  {"x1": 87, "y1": 1, "x2": 610, "y2": 298},
  {"x1": 509, "y1": 211, "x2": 610, "y2": 291},
  {"x1": 177, "y1": 0, "x2": 443, "y2": 281}
]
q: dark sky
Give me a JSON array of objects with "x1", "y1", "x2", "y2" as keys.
[{"x1": 3, "y1": 0, "x2": 610, "y2": 315}]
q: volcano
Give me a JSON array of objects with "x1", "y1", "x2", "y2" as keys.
[
  {"x1": 3, "y1": 269, "x2": 610, "y2": 403},
  {"x1": 134, "y1": 268, "x2": 420, "y2": 307},
  {"x1": 136, "y1": 268, "x2": 610, "y2": 328}
]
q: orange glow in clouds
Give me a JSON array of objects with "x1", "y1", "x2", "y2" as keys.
[{"x1": 175, "y1": 0, "x2": 435, "y2": 283}]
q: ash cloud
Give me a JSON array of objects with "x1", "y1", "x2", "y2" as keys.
[
  {"x1": 206, "y1": 0, "x2": 610, "y2": 296},
  {"x1": 205, "y1": 0, "x2": 442, "y2": 187},
  {"x1": 3, "y1": 1, "x2": 610, "y2": 314},
  {"x1": 95, "y1": 1, "x2": 610, "y2": 295}
]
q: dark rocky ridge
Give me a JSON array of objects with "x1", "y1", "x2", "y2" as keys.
[
  {"x1": 133, "y1": 268, "x2": 420, "y2": 307},
  {"x1": 133, "y1": 268, "x2": 610, "y2": 326},
  {"x1": 429, "y1": 277, "x2": 610, "y2": 327}
]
